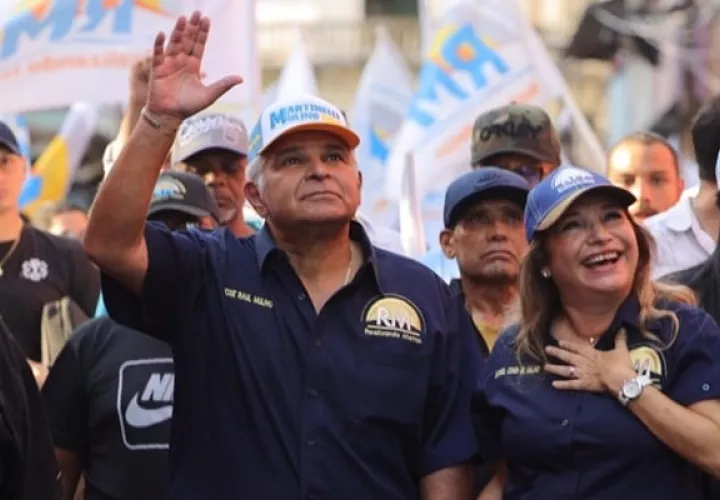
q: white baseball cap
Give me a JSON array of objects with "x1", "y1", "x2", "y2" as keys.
[
  {"x1": 171, "y1": 113, "x2": 249, "y2": 166},
  {"x1": 248, "y1": 94, "x2": 360, "y2": 161}
]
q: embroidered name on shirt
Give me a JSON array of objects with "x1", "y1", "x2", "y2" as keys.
[
  {"x1": 225, "y1": 288, "x2": 274, "y2": 309},
  {"x1": 361, "y1": 295, "x2": 425, "y2": 345},
  {"x1": 495, "y1": 365, "x2": 541, "y2": 379}
]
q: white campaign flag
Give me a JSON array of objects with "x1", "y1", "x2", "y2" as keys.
[
  {"x1": 349, "y1": 26, "x2": 413, "y2": 228},
  {"x1": 0, "y1": 0, "x2": 258, "y2": 116},
  {"x1": 20, "y1": 102, "x2": 100, "y2": 216},
  {"x1": 398, "y1": 154, "x2": 426, "y2": 257},
  {"x1": 275, "y1": 28, "x2": 318, "y2": 99},
  {"x1": 385, "y1": 0, "x2": 603, "y2": 250}
]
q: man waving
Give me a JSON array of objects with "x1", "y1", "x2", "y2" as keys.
[{"x1": 84, "y1": 12, "x2": 479, "y2": 500}]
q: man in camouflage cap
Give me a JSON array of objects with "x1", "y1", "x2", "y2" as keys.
[
  {"x1": 471, "y1": 102, "x2": 562, "y2": 187},
  {"x1": 420, "y1": 103, "x2": 563, "y2": 282}
]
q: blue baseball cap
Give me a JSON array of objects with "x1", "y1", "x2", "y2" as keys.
[
  {"x1": 248, "y1": 94, "x2": 360, "y2": 161},
  {"x1": 443, "y1": 167, "x2": 531, "y2": 228},
  {"x1": 524, "y1": 165, "x2": 636, "y2": 241}
]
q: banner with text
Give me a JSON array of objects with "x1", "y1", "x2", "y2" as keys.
[
  {"x1": 384, "y1": 0, "x2": 600, "y2": 250},
  {"x1": 0, "y1": 0, "x2": 258, "y2": 115}
]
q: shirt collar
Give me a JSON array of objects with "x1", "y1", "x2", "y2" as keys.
[
  {"x1": 254, "y1": 220, "x2": 382, "y2": 289},
  {"x1": 593, "y1": 294, "x2": 643, "y2": 349},
  {"x1": 449, "y1": 278, "x2": 463, "y2": 295},
  {"x1": 665, "y1": 196, "x2": 694, "y2": 233}
]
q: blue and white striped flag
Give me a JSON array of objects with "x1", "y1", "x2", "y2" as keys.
[{"x1": 349, "y1": 26, "x2": 413, "y2": 228}]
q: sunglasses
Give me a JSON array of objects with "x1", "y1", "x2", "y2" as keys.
[
  {"x1": 179, "y1": 154, "x2": 244, "y2": 176},
  {"x1": 473, "y1": 162, "x2": 545, "y2": 187},
  {"x1": 508, "y1": 165, "x2": 543, "y2": 187}
]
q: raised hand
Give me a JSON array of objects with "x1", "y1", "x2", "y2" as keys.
[{"x1": 146, "y1": 11, "x2": 243, "y2": 120}]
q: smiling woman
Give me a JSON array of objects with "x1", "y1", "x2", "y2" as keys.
[{"x1": 473, "y1": 165, "x2": 720, "y2": 500}]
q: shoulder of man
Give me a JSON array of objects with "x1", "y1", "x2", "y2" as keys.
[
  {"x1": 375, "y1": 246, "x2": 449, "y2": 290},
  {"x1": 31, "y1": 226, "x2": 87, "y2": 257},
  {"x1": 659, "y1": 263, "x2": 704, "y2": 288},
  {"x1": 67, "y1": 316, "x2": 121, "y2": 353}
]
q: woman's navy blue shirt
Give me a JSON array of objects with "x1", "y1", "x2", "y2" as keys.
[{"x1": 474, "y1": 297, "x2": 720, "y2": 499}]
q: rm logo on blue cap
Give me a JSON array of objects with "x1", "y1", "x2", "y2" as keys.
[{"x1": 551, "y1": 167, "x2": 595, "y2": 194}]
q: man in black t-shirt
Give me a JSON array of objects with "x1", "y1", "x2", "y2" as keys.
[
  {"x1": 0, "y1": 122, "x2": 100, "y2": 385},
  {"x1": 42, "y1": 171, "x2": 220, "y2": 500}
]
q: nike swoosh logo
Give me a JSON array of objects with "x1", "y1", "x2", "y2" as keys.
[{"x1": 125, "y1": 394, "x2": 173, "y2": 428}]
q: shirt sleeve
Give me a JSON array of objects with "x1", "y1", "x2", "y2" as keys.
[
  {"x1": 667, "y1": 309, "x2": 720, "y2": 406},
  {"x1": 68, "y1": 240, "x2": 101, "y2": 318},
  {"x1": 41, "y1": 334, "x2": 87, "y2": 452},
  {"x1": 101, "y1": 222, "x2": 206, "y2": 343},
  {"x1": 419, "y1": 282, "x2": 482, "y2": 475}
]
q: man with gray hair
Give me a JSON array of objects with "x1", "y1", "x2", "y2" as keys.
[
  {"x1": 245, "y1": 114, "x2": 405, "y2": 252},
  {"x1": 172, "y1": 113, "x2": 256, "y2": 237},
  {"x1": 84, "y1": 11, "x2": 478, "y2": 499}
]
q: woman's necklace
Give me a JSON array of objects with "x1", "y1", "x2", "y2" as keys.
[{"x1": 0, "y1": 234, "x2": 21, "y2": 277}]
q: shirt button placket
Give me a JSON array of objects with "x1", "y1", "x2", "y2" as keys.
[{"x1": 302, "y1": 319, "x2": 326, "y2": 500}]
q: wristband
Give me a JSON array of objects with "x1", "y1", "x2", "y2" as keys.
[
  {"x1": 141, "y1": 107, "x2": 182, "y2": 131},
  {"x1": 141, "y1": 106, "x2": 162, "y2": 129}
]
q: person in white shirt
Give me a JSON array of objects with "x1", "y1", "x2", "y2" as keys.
[
  {"x1": 644, "y1": 97, "x2": 720, "y2": 278},
  {"x1": 607, "y1": 131, "x2": 684, "y2": 222}
]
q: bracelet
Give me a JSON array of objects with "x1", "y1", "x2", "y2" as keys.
[
  {"x1": 141, "y1": 106, "x2": 162, "y2": 129},
  {"x1": 141, "y1": 106, "x2": 183, "y2": 131}
]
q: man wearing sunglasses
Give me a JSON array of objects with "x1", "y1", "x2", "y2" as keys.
[
  {"x1": 421, "y1": 103, "x2": 562, "y2": 281},
  {"x1": 171, "y1": 113, "x2": 255, "y2": 238},
  {"x1": 470, "y1": 102, "x2": 561, "y2": 184}
]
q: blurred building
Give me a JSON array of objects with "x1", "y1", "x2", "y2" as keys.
[{"x1": 259, "y1": 0, "x2": 609, "y2": 135}]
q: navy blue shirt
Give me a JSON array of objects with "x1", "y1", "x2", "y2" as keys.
[
  {"x1": 102, "y1": 221, "x2": 480, "y2": 499},
  {"x1": 474, "y1": 297, "x2": 720, "y2": 499}
]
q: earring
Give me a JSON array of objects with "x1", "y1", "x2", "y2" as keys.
[{"x1": 540, "y1": 267, "x2": 551, "y2": 278}]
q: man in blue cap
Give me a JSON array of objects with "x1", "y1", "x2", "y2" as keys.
[
  {"x1": 440, "y1": 167, "x2": 530, "y2": 496},
  {"x1": 440, "y1": 167, "x2": 530, "y2": 354}
]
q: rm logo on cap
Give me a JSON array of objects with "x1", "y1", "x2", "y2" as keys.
[
  {"x1": 551, "y1": 167, "x2": 594, "y2": 194},
  {"x1": 362, "y1": 295, "x2": 425, "y2": 344}
]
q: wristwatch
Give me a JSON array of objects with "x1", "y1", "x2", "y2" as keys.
[{"x1": 618, "y1": 374, "x2": 653, "y2": 406}]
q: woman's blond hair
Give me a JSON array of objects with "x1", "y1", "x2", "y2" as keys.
[{"x1": 515, "y1": 219, "x2": 696, "y2": 362}]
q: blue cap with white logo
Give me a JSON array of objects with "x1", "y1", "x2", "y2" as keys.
[
  {"x1": 524, "y1": 165, "x2": 636, "y2": 241},
  {"x1": 444, "y1": 167, "x2": 530, "y2": 228},
  {"x1": 248, "y1": 94, "x2": 360, "y2": 161}
]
